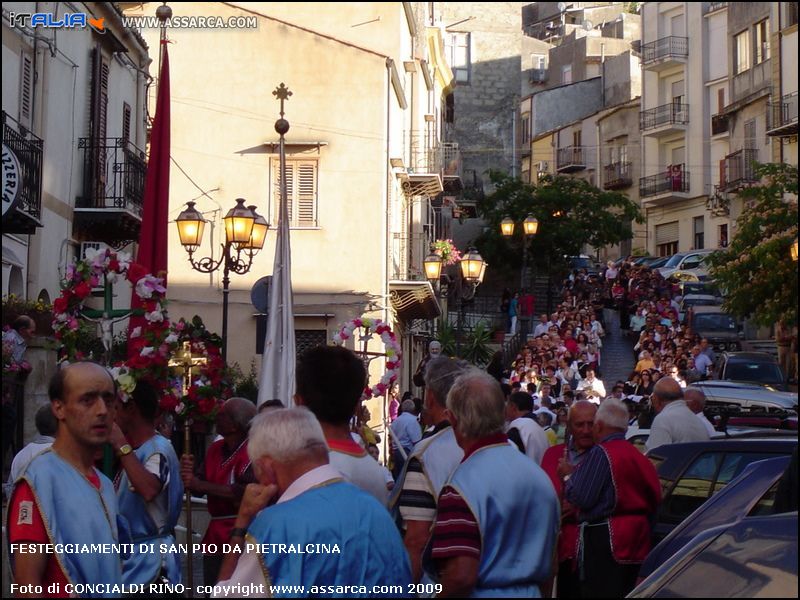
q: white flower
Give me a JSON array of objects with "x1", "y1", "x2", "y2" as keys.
[
  {"x1": 140, "y1": 346, "x2": 155, "y2": 357},
  {"x1": 165, "y1": 333, "x2": 179, "y2": 344},
  {"x1": 175, "y1": 402, "x2": 185, "y2": 414},
  {"x1": 130, "y1": 327, "x2": 142, "y2": 339},
  {"x1": 83, "y1": 247, "x2": 102, "y2": 263},
  {"x1": 145, "y1": 306, "x2": 164, "y2": 322}
]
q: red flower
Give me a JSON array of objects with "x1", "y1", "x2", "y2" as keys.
[
  {"x1": 108, "y1": 259, "x2": 120, "y2": 272},
  {"x1": 53, "y1": 296, "x2": 70, "y2": 314},
  {"x1": 127, "y1": 262, "x2": 148, "y2": 284},
  {"x1": 160, "y1": 394, "x2": 179, "y2": 412},
  {"x1": 73, "y1": 281, "x2": 92, "y2": 299},
  {"x1": 197, "y1": 396, "x2": 216, "y2": 415}
]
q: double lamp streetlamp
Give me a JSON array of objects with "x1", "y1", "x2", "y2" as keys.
[
  {"x1": 500, "y1": 214, "x2": 539, "y2": 290},
  {"x1": 175, "y1": 198, "x2": 269, "y2": 363}
]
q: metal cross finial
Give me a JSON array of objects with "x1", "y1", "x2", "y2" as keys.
[{"x1": 273, "y1": 83, "x2": 292, "y2": 117}]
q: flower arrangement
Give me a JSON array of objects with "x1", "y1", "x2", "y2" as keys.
[
  {"x1": 432, "y1": 239, "x2": 462, "y2": 266},
  {"x1": 2, "y1": 331, "x2": 32, "y2": 376},
  {"x1": 52, "y1": 248, "x2": 169, "y2": 362},
  {"x1": 332, "y1": 317, "x2": 402, "y2": 400}
]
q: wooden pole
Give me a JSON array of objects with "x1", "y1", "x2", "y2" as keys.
[{"x1": 184, "y1": 418, "x2": 193, "y2": 591}]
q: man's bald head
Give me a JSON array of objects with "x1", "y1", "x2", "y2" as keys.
[
  {"x1": 568, "y1": 400, "x2": 598, "y2": 451},
  {"x1": 652, "y1": 377, "x2": 683, "y2": 412},
  {"x1": 684, "y1": 388, "x2": 706, "y2": 414},
  {"x1": 223, "y1": 397, "x2": 257, "y2": 432}
]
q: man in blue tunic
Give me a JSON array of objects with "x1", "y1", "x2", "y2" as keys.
[
  {"x1": 7, "y1": 361, "x2": 125, "y2": 596},
  {"x1": 215, "y1": 408, "x2": 412, "y2": 597},
  {"x1": 424, "y1": 369, "x2": 560, "y2": 598},
  {"x1": 111, "y1": 380, "x2": 183, "y2": 585}
]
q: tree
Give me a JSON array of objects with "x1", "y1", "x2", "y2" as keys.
[
  {"x1": 707, "y1": 163, "x2": 798, "y2": 328},
  {"x1": 474, "y1": 171, "x2": 643, "y2": 281}
]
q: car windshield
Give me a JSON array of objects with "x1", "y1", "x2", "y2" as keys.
[
  {"x1": 664, "y1": 254, "x2": 686, "y2": 268},
  {"x1": 693, "y1": 313, "x2": 737, "y2": 330},
  {"x1": 726, "y1": 362, "x2": 784, "y2": 384},
  {"x1": 569, "y1": 258, "x2": 593, "y2": 269},
  {"x1": 684, "y1": 297, "x2": 722, "y2": 307}
]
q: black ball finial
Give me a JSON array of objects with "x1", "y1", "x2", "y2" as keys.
[{"x1": 275, "y1": 118, "x2": 290, "y2": 135}]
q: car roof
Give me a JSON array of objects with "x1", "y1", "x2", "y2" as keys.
[
  {"x1": 691, "y1": 305, "x2": 734, "y2": 314},
  {"x1": 721, "y1": 352, "x2": 777, "y2": 362},
  {"x1": 648, "y1": 438, "x2": 798, "y2": 471},
  {"x1": 682, "y1": 294, "x2": 720, "y2": 301}
]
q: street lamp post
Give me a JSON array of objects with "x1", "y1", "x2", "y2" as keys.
[
  {"x1": 500, "y1": 214, "x2": 538, "y2": 289},
  {"x1": 176, "y1": 198, "x2": 268, "y2": 363}
]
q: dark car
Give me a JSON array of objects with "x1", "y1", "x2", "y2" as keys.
[
  {"x1": 639, "y1": 455, "x2": 791, "y2": 580},
  {"x1": 689, "y1": 306, "x2": 742, "y2": 352},
  {"x1": 646, "y1": 438, "x2": 797, "y2": 545},
  {"x1": 629, "y1": 512, "x2": 798, "y2": 598},
  {"x1": 567, "y1": 255, "x2": 599, "y2": 276},
  {"x1": 715, "y1": 351, "x2": 789, "y2": 391}
]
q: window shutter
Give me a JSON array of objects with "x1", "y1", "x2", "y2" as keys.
[
  {"x1": 274, "y1": 160, "x2": 295, "y2": 224},
  {"x1": 20, "y1": 53, "x2": 33, "y2": 125},
  {"x1": 297, "y1": 162, "x2": 316, "y2": 226},
  {"x1": 122, "y1": 102, "x2": 132, "y2": 143}
]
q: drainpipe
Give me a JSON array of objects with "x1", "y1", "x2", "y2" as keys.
[
  {"x1": 600, "y1": 42, "x2": 606, "y2": 107},
  {"x1": 384, "y1": 57, "x2": 393, "y2": 464},
  {"x1": 511, "y1": 107, "x2": 517, "y2": 177}
]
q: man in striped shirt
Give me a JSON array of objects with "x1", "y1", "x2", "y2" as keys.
[{"x1": 425, "y1": 369, "x2": 559, "y2": 597}]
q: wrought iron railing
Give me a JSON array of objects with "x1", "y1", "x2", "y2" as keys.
[
  {"x1": 640, "y1": 102, "x2": 689, "y2": 131},
  {"x1": 77, "y1": 137, "x2": 146, "y2": 214},
  {"x1": 721, "y1": 149, "x2": 759, "y2": 192},
  {"x1": 711, "y1": 113, "x2": 729, "y2": 135},
  {"x1": 768, "y1": 92, "x2": 798, "y2": 135},
  {"x1": 641, "y1": 36, "x2": 688, "y2": 64},
  {"x1": 603, "y1": 161, "x2": 632, "y2": 189},
  {"x1": 1, "y1": 111, "x2": 43, "y2": 223},
  {"x1": 556, "y1": 146, "x2": 585, "y2": 171},
  {"x1": 639, "y1": 165, "x2": 690, "y2": 198},
  {"x1": 405, "y1": 132, "x2": 461, "y2": 179}
]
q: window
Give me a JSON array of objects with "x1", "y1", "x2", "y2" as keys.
[
  {"x1": 744, "y1": 118, "x2": 756, "y2": 149},
  {"x1": 754, "y1": 19, "x2": 770, "y2": 64},
  {"x1": 719, "y1": 223, "x2": 728, "y2": 248},
  {"x1": 521, "y1": 112, "x2": 530, "y2": 145},
  {"x1": 663, "y1": 452, "x2": 723, "y2": 520},
  {"x1": 712, "y1": 453, "x2": 780, "y2": 494},
  {"x1": 446, "y1": 32, "x2": 471, "y2": 83},
  {"x1": 562, "y1": 64, "x2": 572, "y2": 84},
  {"x1": 787, "y1": 2, "x2": 798, "y2": 28},
  {"x1": 572, "y1": 130, "x2": 581, "y2": 147},
  {"x1": 693, "y1": 216, "x2": 705, "y2": 250},
  {"x1": 531, "y1": 53, "x2": 547, "y2": 69},
  {"x1": 657, "y1": 241, "x2": 678, "y2": 257},
  {"x1": 734, "y1": 30, "x2": 750, "y2": 74},
  {"x1": 272, "y1": 159, "x2": 318, "y2": 227}
]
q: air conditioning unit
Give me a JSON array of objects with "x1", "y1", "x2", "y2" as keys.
[
  {"x1": 537, "y1": 161, "x2": 549, "y2": 172},
  {"x1": 529, "y1": 68, "x2": 548, "y2": 83}
]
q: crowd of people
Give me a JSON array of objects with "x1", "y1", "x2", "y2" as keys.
[{"x1": 4, "y1": 258, "x2": 773, "y2": 599}]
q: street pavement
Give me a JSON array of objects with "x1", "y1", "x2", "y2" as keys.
[{"x1": 600, "y1": 308, "x2": 635, "y2": 387}]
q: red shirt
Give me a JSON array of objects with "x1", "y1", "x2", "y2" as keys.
[{"x1": 8, "y1": 473, "x2": 101, "y2": 596}]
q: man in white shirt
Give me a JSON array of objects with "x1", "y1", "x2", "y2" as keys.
[
  {"x1": 692, "y1": 345, "x2": 713, "y2": 377},
  {"x1": 4, "y1": 405, "x2": 56, "y2": 499},
  {"x1": 646, "y1": 378, "x2": 710, "y2": 452},
  {"x1": 577, "y1": 369, "x2": 606, "y2": 403},
  {"x1": 214, "y1": 408, "x2": 411, "y2": 593},
  {"x1": 533, "y1": 314, "x2": 551, "y2": 338},
  {"x1": 506, "y1": 391, "x2": 550, "y2": 464},
  {"x1": 684, "y1": 388, "x2": 716, "y2": 436},
  {"x1": 294, "y1": 346, "x2": 389, "y2": 506},
  {"x1": 390, "y1": 399, "x2": 421, "y2": 477}
]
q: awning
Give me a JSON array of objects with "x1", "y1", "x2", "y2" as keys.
[
  {"x1": 1, "y1": 245, "x2": 25, "y2": 268},
  {"x1": 389, "y1": 280, "x2": 441, "y2": 322}
]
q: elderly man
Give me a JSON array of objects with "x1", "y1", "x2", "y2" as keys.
[
  {"x1": 534, "y1": 314, "x2": 551, "y2": 338},
  {"x1": 646, "y1": 378, "x2": 710, "y2": 452},
  {"x1": 684, "y1": 387, "x2": 716, "y2": 436},
  {"x1": 541, "y1": 400, "x2": 598, "y2": 598},
  {"x1": 393, "y1": 357, "x2": 467, "y2": 583},
  {"x1": 506, "y1": 391, "x2": 550, "y2": 464},
  {"x1": 294, "y1": 345, "x2": 389, "y2": 506},
  {"x1": 413, "y1": 340, "x2": 443, "y2": 388},
  {"x1": 181, "y1": 396, "x2": 257, "y2": 585},
  {"x1": 390, "y1": 399, "x2": 421, "y2": 478},
  {"x1": 691, "y1": 345, "x2": 713, "y2": 378},
  {"x1": 425, "y1": 369, "x2": 559, "y2": 597},
  {"x1": 215, "y1": 408, "x2": 411, "y2": 592},
  {"x1": 8, "y1": 362, "x2": 124, "y2": 594},
  {"x1": 112, "y1": 380, "x2": 183, "y2": 585},
  {"x1": 564, "y1": 398, "x2": 661, "y2": 598}
]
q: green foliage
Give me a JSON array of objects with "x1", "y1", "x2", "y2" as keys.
[
  {"x1": 434, "y1": 319, "x2": 457, "y2": 357},
  {"x1": 707, "y1": 163, "x2": 798, "y2": 328},
  {"x1": 475, "y1": 171, "x2": 643, "y2": 281},
  {"x1": 230, "y1": 359, "x2": 260, "y2": 403},
  {"x1": 2, "y1": 294, "x2": 53, "y2": 335},
  {"x1": 462, "y1": 321, "x2": 493, "y2": 367}
]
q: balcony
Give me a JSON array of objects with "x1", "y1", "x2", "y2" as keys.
[
  {"x1": 1, "y1": 111, "x2": 43, "y2": 234},
  {"x1": 720, "y1": 149, "x2": 759, "y2": 193},
  {"x1": 711, "y1": 113, "x2": 730, "y2": 136},
  {"x1": 395, "y1": 132, "x2": 462, "y2": 197},
  {"x1": 74, "y1": 137, "x2": 146, "y2": 246},
  {"x1": 639, "y1": 164, "x2": 691, "y2": 205},
  {"x1": 603, "y1": 161, "x2": 633, "y2": 190},
  {"x1": 556, "y1": 146, "x2": 586, "y2": 173},
  {"x1": 528, "y1": 68, "x2": 547, "y2": 84},
  {"x1": 767, "y1": 92, "x2": 798, "y2": 137},
  {"x1": 732, "y1": 60, "x2": 770, "y2": 104},
  {"x1": 706, "y1": 185, "x2": 730, "y2": 217},
  {"x1": 640, "y1": 102, "x2": 688, "y2": 137},
  {"x1": 641, "y1": 36, "x2": 688, "y2": 71}
]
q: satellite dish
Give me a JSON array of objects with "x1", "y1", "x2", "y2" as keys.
[
  {"x1": 558, "y1": 2, "x2": 567, "y2": 13},
  {"x1": 582, "y1": 20, "x2": 593, "y2": 31},
  {"x1": 250, "y1": 276, "x2": 272, "y2": 313}
]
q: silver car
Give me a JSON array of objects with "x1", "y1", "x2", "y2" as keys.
[{"x1": 689, "y1": 380, "x2": 798, "y2": 414}]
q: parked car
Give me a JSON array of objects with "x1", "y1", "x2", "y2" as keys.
[
  {"x1": 567, "y1": 255, "x2": 599, "y2": 276},
  {"x1": 658, "y1": 249, "x2": 715, "y2": 279},
  {"x1": 678, "y1": 280, "x2": 721, "y2": 298},
  {"x1": 690, "y1": 380, "x2": 798, "y2": 414},
  {"x1": 688, "y1": 305, "x2": 742, "y2": 352},
  {"x1": 678, "y1": 294, "x2": 722, "y2": 322},
  {"x1": 646, "y1": 256, "x2": 670, "y2": 269},
  {"x1": 630, "y1": 512, "x2": 798, "y2": 597},
  {"x1": 714, "y1": 351, "x2": 789, "y2": 391},
  {"x1": 646, "y1": 437, "x2": 797, "y2": 545},
  {"x1": 638, "y1": 455, "x2": 791, "y2": 581}
]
